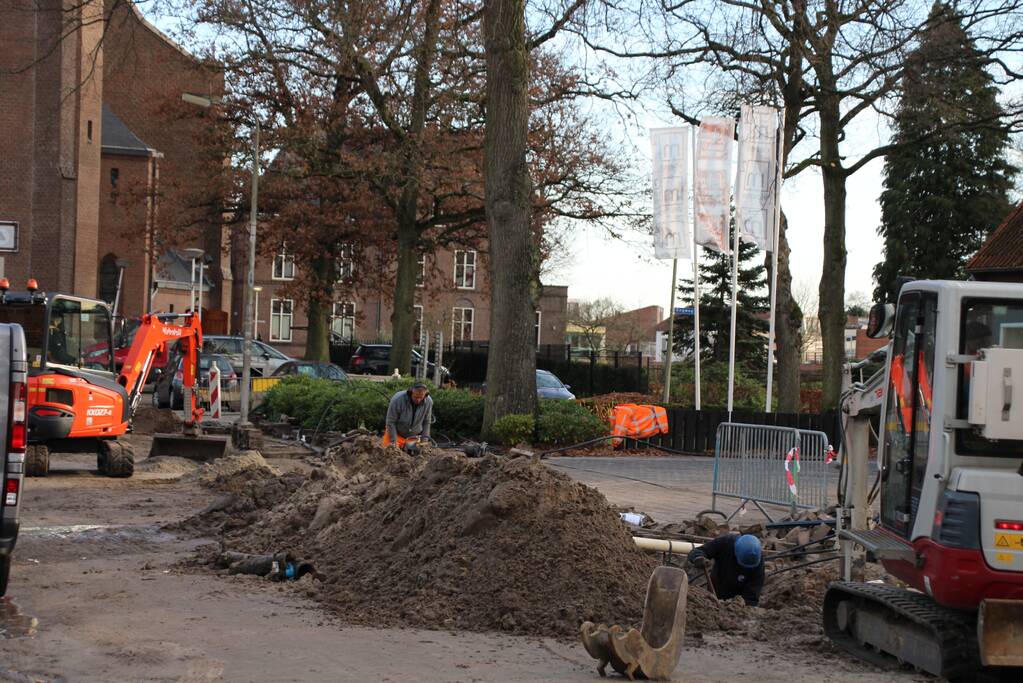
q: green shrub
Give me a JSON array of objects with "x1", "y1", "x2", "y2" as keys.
[
  {"x1": 536, "y1": 399, "x2": 608, "y2": 445},
  {"x1": 669, "y1": 361, "x2": 766, "y2": 410},
  {"x1": 431, "y1": 388, "x2": 485, "y2": 435},
  {"x1": 261, "y1": 376, "x2": 484, "y2": 436},
  {"x1": 489, "y1": 414, "x2": 535, "y2": 445}
]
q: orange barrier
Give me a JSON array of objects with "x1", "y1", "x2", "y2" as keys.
[{"x1": 609, "y1": 404, "x2": 669, "y2": 447}]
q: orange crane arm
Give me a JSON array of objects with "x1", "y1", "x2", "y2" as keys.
[{"x1": 117, "y1": 313, "x2": 203, "y2": 425}]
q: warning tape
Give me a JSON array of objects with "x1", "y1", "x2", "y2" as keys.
[{"x1": 785, "y1": 446, "x2": 800, "y2": 498}]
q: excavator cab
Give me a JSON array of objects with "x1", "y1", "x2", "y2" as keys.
[{"x1": 826, "y1": 280, "x2": 1023, "y2": 676}]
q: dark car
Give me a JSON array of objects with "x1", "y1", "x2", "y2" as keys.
[
  {"x1": 484, "y1": 369, "x2": 575, "y2": 400},
  {"x1": 347, "y1": 344, "x2": 449, "y2": 380},
  {"x1": 153, "y1": 353, "x2": 237, "y2": 410},
  {"x1": 272, "y1": 361, "x2": 348, "y2": 381}
]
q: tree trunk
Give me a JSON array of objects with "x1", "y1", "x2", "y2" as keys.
[
  {"x1": 482, "y1": 0, "x2": 537, "y2": 435},
  {"x1": 772, "y1": 212, "x2": 803, "y2": 412},
  {"x1": 818, "y1": 96, "x2": 847, "y2": 408},
  {"x1": 389, "y1": 222, "x2": 418, "y2": 375},
  {"x1": 304, "y1": 254, "x2": 332, "y2": 362},
  {"x1": 387, "y1": 0, "x2": 442, "y2": 377}
]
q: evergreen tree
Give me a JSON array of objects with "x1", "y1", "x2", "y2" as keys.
[
  {"x1": 674, "y1": 226, "x2": 769, "y2": 371},
  {"x1": 873, "y1": 2, "x2": 1016, "y2": 303}
]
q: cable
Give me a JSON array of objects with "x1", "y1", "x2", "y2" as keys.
[
  {"x1": 766, "y1": 555, "x2": 840, "y2": 578},
  {"x1": 538, "y1": 435, "x2": 694, "y2": 459}
]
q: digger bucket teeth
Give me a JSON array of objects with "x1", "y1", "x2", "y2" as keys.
[
  {"x1": 148, "y1": 432, "x2": 231, "y2": 461},
  {"x1": 978, "y1": 598, "x2": 1023, "y2": 667},
  {"x1": 580, "y1": 566, "x2": 689, "y2": 681}
]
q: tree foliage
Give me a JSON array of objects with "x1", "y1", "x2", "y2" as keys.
[
  {"x1": 674, "y1": 229, "x2": 769, "y2": 372},
  {"x1": 873, "y1": 3, "x2": 1016, "y2": 303}
]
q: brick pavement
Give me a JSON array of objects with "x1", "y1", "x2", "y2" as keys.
[{"x1": 545, "y1": 456, "x2": 787, "y2": 524}]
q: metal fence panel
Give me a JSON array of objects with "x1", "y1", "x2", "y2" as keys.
[{"x1": 712, "y1": 422, "x2": 833, "y2": 521}]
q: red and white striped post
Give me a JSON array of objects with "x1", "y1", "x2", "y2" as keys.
[{"x1": 209, "y1": 363, "x2": 222, "y2": 419}]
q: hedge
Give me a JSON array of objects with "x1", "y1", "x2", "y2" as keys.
[{"x1": 262, "y1": 376, "x2": 609, "y2": 445}]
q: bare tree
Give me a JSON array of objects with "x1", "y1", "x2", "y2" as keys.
[
  {"x1": 482, "y1": 0, "x2": 537, "y2": 433},
  {"x1": 567, "y1": 297, "x2": 622, "y2": 351}
]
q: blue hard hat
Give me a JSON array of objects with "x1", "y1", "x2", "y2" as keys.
[{"x1": 735, "y1": 534, "x2": 762, "y2": 569}]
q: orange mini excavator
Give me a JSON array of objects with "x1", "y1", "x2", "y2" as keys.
[{"x1": 0, "y1": 278, "x2": 215, "y2": 477}]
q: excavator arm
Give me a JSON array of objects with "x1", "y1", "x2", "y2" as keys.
[{"x1": 117, "y1": 313, "x2": 203, "y2": 426}]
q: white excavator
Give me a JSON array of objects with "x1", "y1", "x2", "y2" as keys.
[{"x1": 825, "y1": 279, "x2": 1023, "y2": 679}]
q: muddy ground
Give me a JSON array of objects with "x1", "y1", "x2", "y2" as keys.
[{"x1": 1, "y1": 420, "x2": 929, "y2": 682}]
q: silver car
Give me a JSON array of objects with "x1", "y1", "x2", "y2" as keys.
[{"x1": 203, "y1": 335, "x2": 292, "y2": 377}]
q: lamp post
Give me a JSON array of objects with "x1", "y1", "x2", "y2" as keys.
[
  {"x1": 253, "y1": 286, "x2": 263, "y2": 339},
  {"x1": 182, "y1": 92, "x2": 259, "y2": 424}
]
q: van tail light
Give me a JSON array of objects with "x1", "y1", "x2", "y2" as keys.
[
  {"x1": 9, "y1": 381, "x2": 26, "y2": 452},
  {"x1": 4, "y1": 478, "x2": 17, "y2": 506}
]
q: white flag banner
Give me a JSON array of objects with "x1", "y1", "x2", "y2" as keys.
[
  {"x1": 694, "y1": 117, "x2": 735, "y2": 253},
  {"x1": 651, "y1": 127, "x2": 691, "y2": 260},
  {"x1": 735, "y1": 105, "x2": 781, "y2": 252}
]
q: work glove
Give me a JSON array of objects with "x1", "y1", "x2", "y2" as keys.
[{"x1": 689, "y1": 555, "x2": 707, "y2": 569}]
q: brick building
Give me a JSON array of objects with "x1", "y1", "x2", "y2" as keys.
[
  {"x1": 0, "y1": 0, "x2": 228, "y2": 325},
  {"x1": 248, "y1": 243, "x2": 569, "y2": 358},
  {"x1": 967, "y1": 201, "x2": 1023, "y2": 282}
]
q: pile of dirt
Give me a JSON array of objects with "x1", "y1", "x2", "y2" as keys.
[
  {"x1": 132, "y1": 405, "x2": 182, "y2": 435},
  {"x1": 187, "y1": 437, "x2": 659, "y2": 637},
  {"x1": 135, "y1": 456, "x2": 200, "y2": 475},
  {"x1": 186, "y1": 451, "x2": 282, "y2": 492}
]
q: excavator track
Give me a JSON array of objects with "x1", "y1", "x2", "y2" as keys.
[{"x1": 823, "y1": 581, "x2": 981, "y2": 680}]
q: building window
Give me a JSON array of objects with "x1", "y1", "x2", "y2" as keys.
[
  {"x1": 416, "y1": 253, "x2": 426, "y2": 288},
  {"x1": 452, "y1": 306, "x2": 474, "y2": 342},
  {"x1": 331, "y1": 301, "x2": 356, "y2": 341},
  {"x1": 413, "y1": 305, "x2": 424, "y2": 345},
  {"x1": 273, "y1": 247, "x2": 295, "y2": 280},
  {"x1": 535, "y1": 310, "x2": 541, "y2": 348},
  {"x1": 270, "y1": 299, "x2": 294, "y2": 342},
  {"x1": 109, "y1": 168, "x2": 119, "y2": 201},
  {"x1": 87, "y1": 120, "x2": 93, "y2": 142},
  {"x1": 336, "y1": 243, "x2": 354, "y2": 282},
  {"x1": 454, "y1": 250, "x2": 476, "y2": 290}
]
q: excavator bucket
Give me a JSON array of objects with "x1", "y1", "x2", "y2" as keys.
[
  {"x1": 148, "y1": 432, "x2": 231, "y2": 461},
  {"x1": 580, "y1": 566, "x2": 688, "y2": 680},
  {"x1": 978, "y1": 598, "x2": 1023, "y2": 667}
]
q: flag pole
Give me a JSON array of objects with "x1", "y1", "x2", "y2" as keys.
[
  {"x1": 692, "y1": 124, "x2": 702, "y2": 410},
  {"x1": 726, "y1": 207, "x2": 740, "y2": 420},
  {"x1": 662, "y1": 258, "x2": 678, "y2": 404},
  {"x1": 764, "y1": 108, "x2": 786, "y2": 412}
]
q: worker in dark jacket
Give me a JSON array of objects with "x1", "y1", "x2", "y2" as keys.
[
  {"x1": 383, "y1": 382, "x2": 432, "y2": 450},
  {"x1": 688, "y1": 534, "x2": 765, "y2": 606}
]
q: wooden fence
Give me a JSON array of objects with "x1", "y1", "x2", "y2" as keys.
[{"x1": 638, "y1": 408, "x2": 843, "y2": 455}]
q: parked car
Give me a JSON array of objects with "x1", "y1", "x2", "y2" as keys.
[
  {"x1": 272, "y1": 361, "x2": 348, "y2": 381},
  {"x1": 536, "y1": 369, "x2": 575, "y2": 400},
  {"x1": 483, "y1": 369, "x2": 575, "y2": 400},
  {"x1": 153, "y1": 353, "x2": 238, "y2": 410},
  {"x1": 203, "y1": 335, "x2": 292, "y2": 377},
  {"x1": 347, "y1": 344, "x2": 450, "y2": 380}
]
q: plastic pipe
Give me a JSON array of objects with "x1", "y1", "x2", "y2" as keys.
[{"x1": 633, "y1": 537, "x2": 699, "y2": 554}]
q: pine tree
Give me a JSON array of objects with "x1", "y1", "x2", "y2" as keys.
[
  {"x1": 873, "y1": 2, "x2": 1016, "y2": 303},
  {"x1": 674, "y1": 226, "x2": 769, "y2": 371}
]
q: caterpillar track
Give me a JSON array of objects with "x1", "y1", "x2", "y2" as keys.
[{"x1": 823, "y1": 581, "x2": 981, "y2": 680}]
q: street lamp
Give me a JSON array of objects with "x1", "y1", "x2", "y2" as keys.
[
  {"x1": 253, "y1": 286, "x2": 263, "y2": 339},
  {"x1": 182, "y1": 92, "x2": 259, "y2": 425}
]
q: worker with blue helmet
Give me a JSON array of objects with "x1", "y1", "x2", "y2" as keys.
[{"x1": 687, "y1": 533, "x2": 765, "y2": 606}]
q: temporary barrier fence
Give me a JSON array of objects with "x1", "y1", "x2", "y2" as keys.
[{"x1": 712, "y1": 422, "x2": 834, "y2": 522}]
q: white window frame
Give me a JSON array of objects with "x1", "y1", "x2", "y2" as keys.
[
  {"x1": 535, "y1": 309, "x2": 542, "y2": 349},
  {"x1": 272, "y1": 247, "x2": 295, "y2": 281},
  {"x1": 331, "y1": 301, "x2": 356, "y2": 340},
  {"x1": 416, "y1": 253, "x2": 426, "y2": 288},
  {"x1": 270, "y1": 298, "x2": 294, "y2": 342},
  {"x1": 413, "y1": 304, "x2": 424, "y2": 345},
  {"x1": 336, "y1": 243, "x2": 355, "y2": 283},
  {"x1": 452, "y1": 306, "x2": 474, "y2": 342},
  {"x1": 454, "y1": 250, "x2": 476, "y2": 290}
]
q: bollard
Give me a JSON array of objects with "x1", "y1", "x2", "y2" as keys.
[{"x1": 209, "y1": 362, "x2": 222, "y2": 419}]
